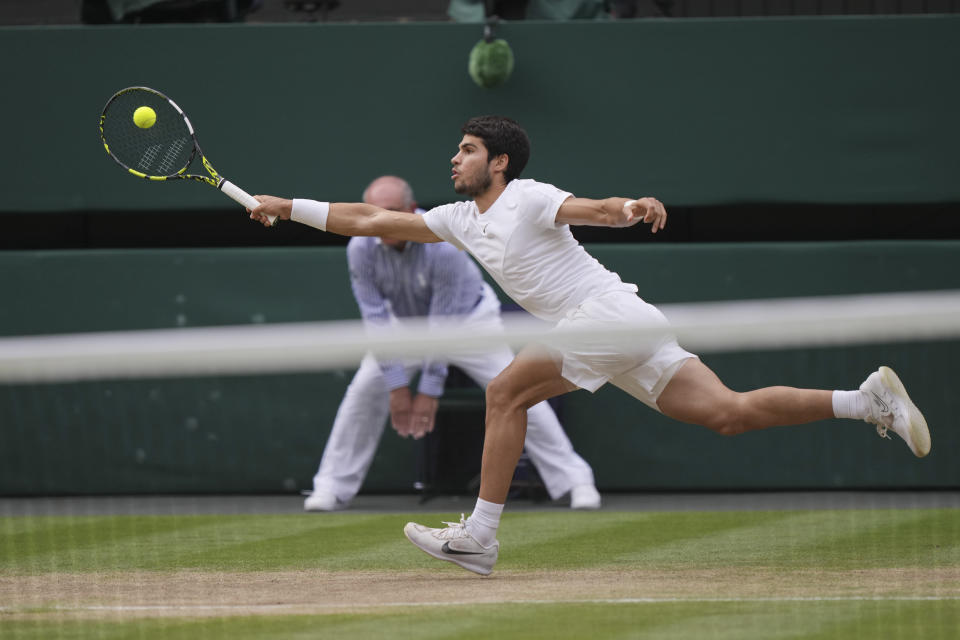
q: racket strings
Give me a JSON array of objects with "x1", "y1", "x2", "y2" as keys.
[
  {"x1": 138, "y1": 144, "x2": 162, "y2": 172},
  {"x1": 101, "y1": 89, "x2": 194, "y2": 178},
  {"x1": 157, "y1": 137, "x2": 190, "y2": 175}
]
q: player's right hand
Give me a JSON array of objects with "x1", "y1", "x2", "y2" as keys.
[{"x1": 250, "y1": 195, "x2": 292, "y2": 227}]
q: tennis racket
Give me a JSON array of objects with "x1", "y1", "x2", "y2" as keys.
[{"x1": 99, "y1": 86, "x2": 276, "y2": 225}]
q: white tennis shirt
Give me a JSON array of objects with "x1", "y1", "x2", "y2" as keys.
[{"x1": 422, "y1": 179, "x2": 637, "y2": 323}]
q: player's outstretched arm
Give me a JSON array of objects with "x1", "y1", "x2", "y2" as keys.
[
  {"x1": 250, "y1": 196, "x2": 442, "y2": 243},
  {"x1": 556, "y1": 196, "x2": 667, "y2": 233}
]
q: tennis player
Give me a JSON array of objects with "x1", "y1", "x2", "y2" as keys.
[
  {"x1": 305, "y1": 175, "x2": 601, "y2": 512},
  {"x1": 251, "y1": 115, "x2": 931, "y2": 576}
]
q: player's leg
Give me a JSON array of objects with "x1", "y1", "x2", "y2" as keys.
[
  {"x1": 453, "y1": 343, "x2": 598, "y2": 504},
  {"x1": 452, "y1": 285, "x2": 598, "y2": 504},
  {"x1": 653, "y1": 358, "x2": 930, "y2": 456},
  {"x1": 589, "y1": 291, "x2": 929, "y2": 455},
  {"x1": 478, "y1": 345, "x2": 578, "y2": 505},
  {"x1": 654, "y1": 358, "x2": 834, "y2": 434},
  {"x1": 404, "y1": 346, "x2": 574, "y2": 575},
  {"x1": 307, "y1": 353, "x2": 391, "y2": 511}
]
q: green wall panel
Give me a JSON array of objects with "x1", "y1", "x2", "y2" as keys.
[
  {"x1": 3, "y1": 16, "x2": 958, "y2": 213},
  {"x1": 2, "y1": 241, "x2": 958, "y2": 494}
]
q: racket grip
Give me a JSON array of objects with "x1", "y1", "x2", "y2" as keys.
[{"x1": 220, "y1": 180, "x2": 278, "y2": 226}]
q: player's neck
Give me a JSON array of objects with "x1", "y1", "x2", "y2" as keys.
[{"x1": 474, "y1": 182, "x2": 507, "y2": 214}]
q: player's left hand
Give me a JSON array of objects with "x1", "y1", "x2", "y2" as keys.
[
  {"x1": 410, "y1": 393, "x2": 439, "y2": 440},
  {"x1": 623, "y1": 197, "x2": 667, "y2": 233}
]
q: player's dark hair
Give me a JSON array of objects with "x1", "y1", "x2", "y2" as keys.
[{"x1": 461, "y1": 115, "x2": 530, "y2": 183}]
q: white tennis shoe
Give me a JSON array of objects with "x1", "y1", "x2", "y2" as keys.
[
  {"x1": 303, "y1": 490, "x2": 343, "y2": 512},
  {"x1": 570, "y1": 484, "x2": 602, "y2": 510},
  {"x1": 860, "y1": 366, "x2": 931, "y2": 458},
  {"x1": 404, "y1": 515, "x2": 499, "y2": 576}
]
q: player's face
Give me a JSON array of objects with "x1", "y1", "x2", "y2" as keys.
[{"x1": 451, "y1": 135, "x2": 493, "y2": 197}]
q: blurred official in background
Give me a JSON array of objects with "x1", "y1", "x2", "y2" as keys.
[{"x1": 304, "y1": 175, "x2": 600, "y2": 511}]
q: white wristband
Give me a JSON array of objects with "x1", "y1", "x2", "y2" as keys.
[{"x1": 291, "y1": 199, "x2": 330, "y2": 231}]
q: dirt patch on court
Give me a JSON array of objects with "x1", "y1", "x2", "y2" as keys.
[{"x1": 2, "y1": 567, "x2": 958, "y2": 620}]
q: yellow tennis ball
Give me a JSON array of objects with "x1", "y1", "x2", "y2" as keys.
[{"x1": 133, "y1": 106, "x2": 157, "y2": 129}]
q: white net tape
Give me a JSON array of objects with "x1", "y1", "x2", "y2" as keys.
[{"x1": 2, "y1": 290, "x2": 959, "y2": 384}]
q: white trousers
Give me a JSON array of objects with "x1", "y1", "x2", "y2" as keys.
[{"x1": 312, "y1": 285, "x2": 596, "y2": 502}]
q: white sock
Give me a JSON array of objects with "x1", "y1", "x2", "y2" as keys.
[
  {"x1": 465, "y1": 498, "x2": 503, "y2": 548},
  {"x1": 832, "y1": 390, "x2": 870, "y2": 420}
]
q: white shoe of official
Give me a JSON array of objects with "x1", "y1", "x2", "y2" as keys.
[
  {"x1": 403, "y1": 515, "x2": 499, "y2": 576},
  {"x1": 570, "y1": 484, "x2": 602, "y2": 510},
  {"x1": 303, "y1": 489, "x2": 343, "y2": 512},
  {"x1": 860, "y1": 366, "x2": 931, "y2": 458}
]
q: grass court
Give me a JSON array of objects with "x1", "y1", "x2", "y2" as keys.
[{"x1": 1, "y1": 504, "x2": 958, "y2": 638}]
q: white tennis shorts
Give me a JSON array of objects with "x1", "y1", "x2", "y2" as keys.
[{"x1": 552, "y1": 290, "x2": 697, "y2": 411}]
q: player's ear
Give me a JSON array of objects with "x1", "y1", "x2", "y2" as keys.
[{"x1": 491, "y1": 153, "x2": 509, "y2": 174}]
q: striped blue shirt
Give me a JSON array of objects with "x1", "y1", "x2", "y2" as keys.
[{"x1": 347, "y1": 237, "x2": 486, "y2": 397}]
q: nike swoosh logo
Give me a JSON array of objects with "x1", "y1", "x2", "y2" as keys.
[
  {"x1": 871, "y1": 391, "x2": 890, "y2": 413},
  {"x1": 441, "y1": 542, "x2": 485, "y2": 555}
]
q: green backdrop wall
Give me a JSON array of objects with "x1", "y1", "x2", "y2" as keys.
[
  {"x1": 2, "y1": 242, "x2": 957, "y2": 495},
  {"x1": 3, "y1": 15, "x2": 958, "y2": 495},
  {"x1": 2, "y1": 15, "x2": 958, "y2": 213}
]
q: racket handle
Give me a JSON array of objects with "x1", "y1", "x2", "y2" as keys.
[{"x1": 220, "y1": 180, "x2": 278, "y2": 226}]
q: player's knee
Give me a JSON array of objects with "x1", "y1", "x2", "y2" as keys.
[
  {"x1": 485, "y1": 374, "x2": 524, "y2": 414},
  {"x1": 703, "y1": 394, "x2": 749, "y2": 436}
]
